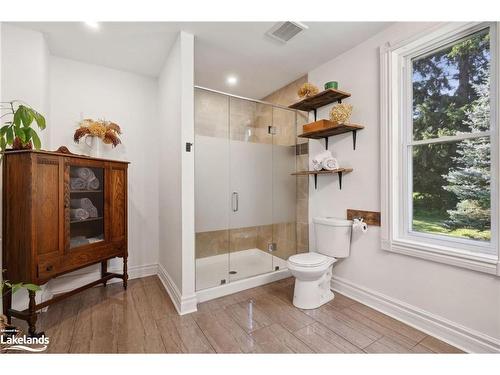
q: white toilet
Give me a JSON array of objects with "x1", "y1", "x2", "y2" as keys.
[{"x1": 287, "y1": 217, "x2": 352, "y2": 309}]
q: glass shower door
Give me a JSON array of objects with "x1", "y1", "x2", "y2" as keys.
[
  {"x1": 271, "y1": 107, "x2": 297, "y2": 269},
  {"x1": 228, "y1": 97, "x2": 274, "y2": 281}
]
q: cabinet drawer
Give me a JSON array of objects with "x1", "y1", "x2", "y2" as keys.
[{"x1": 37, "y1": 259, "x2": 60, "y2": 279}]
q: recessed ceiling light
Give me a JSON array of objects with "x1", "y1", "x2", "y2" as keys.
[
  {"x1": 84, "y1": 22, "x2": 100, "y2": 30},
  {"x1": 226, "y1": 75, "x2": 238, "y2": 86}
]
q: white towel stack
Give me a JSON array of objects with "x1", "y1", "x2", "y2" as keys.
[
  {"x1": 312, "y1": 150, "x2": 331, "y2": 171},
  {"x1": 312, "y1": 150, "x2": 339, "y2": 171}
]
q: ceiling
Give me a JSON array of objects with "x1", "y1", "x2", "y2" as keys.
[{"x1": 13, "y1": 22, "x2": 392, "y2": 98}]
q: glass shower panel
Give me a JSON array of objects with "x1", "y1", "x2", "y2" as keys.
[
  {"x1": 228, "y1": 98, "x2": 274, "y2": 281},
  {"x1": 272, "y1": 107, "x2": 297, "y2": 268},
  {"x1": 194, "y1": 89, "x2": 230, "y2": 291}
]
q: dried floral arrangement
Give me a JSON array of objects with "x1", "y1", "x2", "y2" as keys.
[
  {"x1": 329, "y1": 103, "x2": 353, "y2": 124},
  {"x1": 74, "y1": 119, "x2": 122, "y2": 147},
  {"x1": 297, "y1": 82, "x2": 319, "y2": 98}
]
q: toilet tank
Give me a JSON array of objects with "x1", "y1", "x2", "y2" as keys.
[{"x1": 313, "y1": 217, "x2": 352, "y2": 258}]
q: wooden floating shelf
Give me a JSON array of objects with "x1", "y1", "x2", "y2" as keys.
[
  {"x1": 292, "y1": 168, "x2": 353, "y2": 190},
  {"x1": 299, "y1": 120, "x2": 364, "y2": 150},
  {"x1": 289, "y1": 88, "x2": 351, "y2": 113}
]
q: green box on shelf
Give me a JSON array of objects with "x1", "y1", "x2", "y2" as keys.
[{"x1": 324, "y1": 81, "x2": 338, "y2": 90}]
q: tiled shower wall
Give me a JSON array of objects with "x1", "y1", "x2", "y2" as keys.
[
  {"x1": 262, "y1": 75, "x2": 309, "y2": 254},
  {"x1": 195, "y1": 76, "x2": 309, "y2": 262}
]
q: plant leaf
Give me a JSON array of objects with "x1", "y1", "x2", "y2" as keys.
[
  {"x1": 6, "y1": 127, "x2": 14, "y2": 144},
  {"x1": 14, "y1": 125, "x2": 26, "y2": 142},
  {"x1": 30, "y1": 128, "x2": 41, "y2": 150},
  {"x1": 33, "y1": 111, "x2": 46, "y2": 130},
  {"x1": 0, "y1": 135, "x2": 6, "y2": 151},
  {"x1": 20, "y1": 106, "x2": 34, "y2": 127},
  {"x1": 23, "y1": 283, "x2": 42, "y2": 292},
  {"x1": 11, "y1": 282, "x2": 23, "y2": 294},
  {"x1": 13, "y1": 107, "x2": 22, "y2": 127},
  {"x1": 0, "y1": 125, "x2": 10, "y2": 136}
]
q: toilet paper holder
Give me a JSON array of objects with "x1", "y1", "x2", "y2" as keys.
[{"x1": 346, "y1": 209, "x2": 381, "y2": 226}]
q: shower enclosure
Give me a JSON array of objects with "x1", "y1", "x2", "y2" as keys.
[{"x1": 194, "y1": 87, "x2": 299, "y2": 291}]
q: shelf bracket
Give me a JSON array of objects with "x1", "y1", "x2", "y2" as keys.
[
  {"x1": 338, "y1": 171, "x2": 343, "y2": 190},
  {"x1": 324, "y1": 137, "x2": 329, "y2": 150},
  {"x1": 352, "y1": 130, "x2": 357, "y2": 150},
  {"x1": 314, "y1": 174, "x2": 318, "y2": 189},
  {"x1": 313, "y1": 109, "x2": 317, "y2": 121},
  {"x1": 337, "y1": 99, "x2": 342, "y2": 104}
]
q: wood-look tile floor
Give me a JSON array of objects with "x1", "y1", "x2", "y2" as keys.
[{"x1": 16, "y1": 276, "x2": 463, "y2": 353}]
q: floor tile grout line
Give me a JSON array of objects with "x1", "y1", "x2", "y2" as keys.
[
  {"x1": 340, "y1": 304, "x2": 426, "y2": 344},
  {"x1": 303, "y1": 319, "x2": 367, "y2": 353},
  {"x1": 337, "y1": 304, "x2": 422, "y2": 349},
  {"x1": 285, "y1": 325, "x2": 320, "y2": 353},
  {"x1": 191, "y1": 313, "x2": 219, "y2": 353}
]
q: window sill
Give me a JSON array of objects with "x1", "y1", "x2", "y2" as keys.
[{"x1": 381, "y1": 238, "x2": 499, "y2": 275}]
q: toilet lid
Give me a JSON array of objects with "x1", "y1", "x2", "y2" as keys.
[{"x1": 288, "y1": 253, "x2": 332, "y2": 267}]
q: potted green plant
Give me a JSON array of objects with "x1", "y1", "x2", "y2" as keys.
[
  {"x1": 0, "y1": 101, "x2": 46, "y2": 151},
  {"x1": 0, "y1": 101, "x2": 45, "y2": 338}
]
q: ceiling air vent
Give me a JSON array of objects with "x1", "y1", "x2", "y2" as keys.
[{"x1": 266, "y1": 22, "x2": 308, "y2": 43}]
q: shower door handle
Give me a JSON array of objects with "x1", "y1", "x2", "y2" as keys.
[{"x1": 232, "y1": 192, "x2": 239, "y2": 212}]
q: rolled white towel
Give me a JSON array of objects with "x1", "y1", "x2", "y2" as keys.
[
  {"x1": 70, "y1": 167, "x2": 95, "y2": 181},
  {"x1": 71, "y1": 198, "x2": 98, "y2": 218},
  {"x1": 322, "y1": 157, "x2": 339, "y2": 171},
  {"x1": 313, "y1": 150, "x2": 331, "y2": 161},
  {"x1": 312, "y1": 150, "x2": 333, "y2": 171},
  {"x1": 87, "y1": 177, "x2": 100, "y2": 190},
  {"x1": 71, "y1": 197, "x2": 94, "y2": 209},
  {"x1": 70, "y1": 208, "x2": 90, "y2": 221},
  {"x1": 312, "y1": 159, "x2": 323, "y2": 171}
]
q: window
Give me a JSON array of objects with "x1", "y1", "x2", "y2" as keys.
[{"x1": 381, "y1": 23, "x2": 500, "y2": 274}]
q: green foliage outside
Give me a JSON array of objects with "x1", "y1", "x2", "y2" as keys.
[{"x1": 412, "y1": 28, "x2": 491, "y2": 242}]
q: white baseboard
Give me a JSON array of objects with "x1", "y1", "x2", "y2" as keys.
[
  {"x1": 331, "y1": 276, "x2": 500, "y2": 353},
  {"x1": 196, "y1": 268, "x2": 291, "y2": 303},
  {"x1": 157, "y1": 263, "x2": 197, "y2": 315}
]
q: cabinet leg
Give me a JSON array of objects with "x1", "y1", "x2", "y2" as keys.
[
  {"x1": 123, "y1": 256, "x2": 128, "y2": 290},
  {"x1": 27, "y1": 290, "x2": 39, "y2": 337},
  {"x1": 101, "y1": 260, "x2": 108, "y2": 287},
  {"x1": 2, "y1": 284, "x2": 12, "y2": 324}
]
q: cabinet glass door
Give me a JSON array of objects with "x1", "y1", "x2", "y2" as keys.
[{"x1": 69, "y1": 165, "x2": 105, "y2": 249}]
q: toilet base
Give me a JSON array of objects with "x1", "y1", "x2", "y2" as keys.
[{"x1": 291, "y1": 266, "x2": 334, "y2": 309}]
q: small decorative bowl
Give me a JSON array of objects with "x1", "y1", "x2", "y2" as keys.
[{"x1": 324, "y1": 81, "x2": 339, "y2": 90}]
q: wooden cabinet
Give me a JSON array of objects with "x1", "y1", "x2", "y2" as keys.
[{"x1": 2, "y1": 149, "x2": 129, "y2": 336}]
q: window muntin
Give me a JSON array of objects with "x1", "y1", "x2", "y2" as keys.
[{"x1": 407, "y1": 27, "x2": 493, "y2": 247}]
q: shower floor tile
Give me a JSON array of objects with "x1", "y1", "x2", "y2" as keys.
[{"x1": 195, "y1": 248, "x2": 288, "y2": 290}]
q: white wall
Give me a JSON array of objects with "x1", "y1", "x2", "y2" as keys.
[
  {"x1": 308, "y1": 22, "x2": 500, "y2": 352},
  {"x1": 157, "y1": 31, "x2": 196, "y2": 314},
  {"x1": 0, "y1": 24, "x2": 50, "y2": 147},
  {"x1": 1, "y1": 24, "x2": 51, "y2": 311},
  {"x1": 48, "y1": 56, "x2": 160, "y2": 286}
]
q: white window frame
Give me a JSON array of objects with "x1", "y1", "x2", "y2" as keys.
[{"x1": 380, "y1": 22, "x2": 500, "y2": 276}]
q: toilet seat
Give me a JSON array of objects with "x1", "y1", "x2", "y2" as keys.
[{"x1": 288, "y1": 252, "x2": 334, "y2": 268}]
